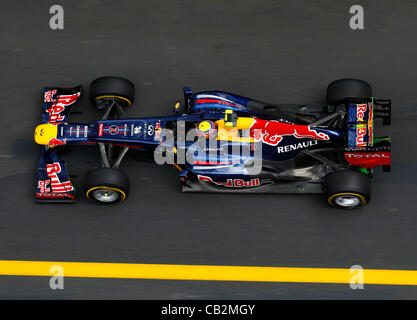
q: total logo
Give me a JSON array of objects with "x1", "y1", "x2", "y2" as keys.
[
  {"x1": 198, "y1": 175, "x2": 260, "y2": 188},
  {"x1": 345, "y1": 152, "x2": 390, "y2": 159}
]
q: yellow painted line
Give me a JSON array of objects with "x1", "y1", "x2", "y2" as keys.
[{"x1": 0, "y1": 260, "x2": 417, "y2": 285}]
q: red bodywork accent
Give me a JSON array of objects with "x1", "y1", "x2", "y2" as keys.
[
  {"x1": 196, "y1": 99, "x2": 238, "y2": 107},
  {"x1": 36, "y1": 192, "x2": 75, "y2": 200},
  {"x1": 344, "y1": 152, "x2": 391, "y2": 168},
  {"x1": 193, "y1": 161, "x2": 234, "y2": 165},
  {"x1": 48, "y1": 137, "x2": 67, "y2": 147}
]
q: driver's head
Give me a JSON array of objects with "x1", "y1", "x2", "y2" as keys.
[{"x1": 196, "y1": 120, "x2": 217, "y2": 139}]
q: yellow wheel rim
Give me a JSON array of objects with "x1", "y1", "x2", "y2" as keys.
[
  {"x1": 95, "y1": 95, "x2": 132, "y2": 106},
  {"x1": 328, "y1": 192, "x2": 366, "y2": 208},
  {"x1": 86, "y1": 186, "x2": 126, "y2": 202}
]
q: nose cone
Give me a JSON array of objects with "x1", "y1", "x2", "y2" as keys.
[{"x1": 34, "y1": 123, "x2": 57, "y2": 145}]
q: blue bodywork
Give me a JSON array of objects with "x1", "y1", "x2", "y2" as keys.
[{"x1": 36, "y1": 86, "x2": 344, "y2": 200}]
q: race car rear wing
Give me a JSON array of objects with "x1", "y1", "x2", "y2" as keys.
[
  {"x1": 35, "y1": 86, "x2": 82, "y2": 202},
  {"x1": 344, "y1": 98, "x2": 391, "y2": 170}
]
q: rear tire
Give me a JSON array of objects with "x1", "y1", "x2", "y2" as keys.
[
  {"x1": 90, "y1": 76, "x2": 135, "y2": 109},
  {"x1": 325, "y1": 170, "x2": 371, "y2": 209},
  {"x1": 326, "y1": 79, "x2": 372, "y2": 106},
  {"x1": 84, "y1": 167, "x2": 129, "y2": 204}
]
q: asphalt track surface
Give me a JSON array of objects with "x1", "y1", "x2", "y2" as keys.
[{"x1": 0, "y1": 0, "x2": 417, "y2": 299}]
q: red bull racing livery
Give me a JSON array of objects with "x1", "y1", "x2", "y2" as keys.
[{"x1": 34, "y1": 77, "x2": 392, "y2": 209}]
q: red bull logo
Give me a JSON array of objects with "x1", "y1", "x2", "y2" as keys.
[
  {"x1": 249, "y1": 119, "x2": 329, "y2": 146},
  {"x1": 45, "y1": 162, "x2": 74, "y2": 193},
  {"x1": 356, "y1": 125, "x2": 367, "y2": 147},
  {"x1": 46, "y1": 92, "x2": 81, "y2": 123},
  {"x1": 198, "y1": 175, "x2": 260, "y2": 188},
  {"x1": 356, "y1": 104, "x2": 367, "y2": 122}
]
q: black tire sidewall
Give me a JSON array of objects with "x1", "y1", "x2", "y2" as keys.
[
  {"x1": 89, "y1": 76, "x2": 135, "y2": 105},
  {"x1": 325, "y1": 171, "x2": 371, "y2": 208},
  {"x1": 327, "y1": 79, "x2": 372, "y2": 105},
  {"x1": 84, "y1": 167, "x2": 130, "y2": 203}
]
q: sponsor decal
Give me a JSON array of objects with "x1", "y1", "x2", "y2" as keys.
[
  {"x1": 44, "y1": 162, "x2": 74, "y2": 193},
  {"x1": 36, "y1": 192, "x2": 75, "y2": 199},
  {"x1": 198, "y1": 175, "x2": 260, "y2": 188},
  {"x1": 345, "y1": 152, "x2": 390, "y2": 159},
  {"x1": 109, "y1": 125, "x2": 119, "y2": 135},
  {"x1": 356, "y1": 104, "x2": 367, "y2": 122},
  {"x1": 46, "y1": 92, "x2": 81, "y2": 123},
  {"x1": 133, "y1": 126, "x2": 142, "y2": 135},
  {"x1": 155, "y1": 122, "x2": 162, "y2": 139},
  {"x1": 249, "y1": 119, "x2": 329, "y2": 146},
  {"x1": 38, "y1": 180, "x2": 51, "y2": 193},
  {"x1": 277, "y1": 140, "x2": 318, "y2": 153},
  {"x1": 98, "y1": 123, "x2": 104, "y2": 136},
  {"x1": 143, "y1": 123, "x2": 148, "y2": 138},
  {"x1": 48, "y1": 137, "x2": 67, "y2": 147},
  {"x1": 44, "y1": 90, "x2": 57, "y2": 102},
  {"x1": 147, "y1": 124, "x2": 154, "y2": 136},
  {"x1": 356, "y1": 125, "x2": 367, "y2": 146},
  {"x1": 344, "y1": 151, "x2": 391, "y2": 168}
]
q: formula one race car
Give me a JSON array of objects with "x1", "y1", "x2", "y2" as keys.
[{"x1": 34, "y1": 76, "x2": 391, "y2": 209}]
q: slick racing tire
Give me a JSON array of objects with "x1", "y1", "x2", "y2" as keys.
[
  {"x1": 85, "y1": 167, "x2": 129, "y2": 204},
  {"x1": 90, "y1": 76, "x2": 135, "y2": 109},
  {"x1": 326, "y1": 79, "x2": 372, "y2": 106},
  {"x1": 325, "y1": 170, "x2": 371, "y2": 209}
]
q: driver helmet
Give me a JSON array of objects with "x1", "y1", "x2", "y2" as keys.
[{"x1": 196, "y1": 120, "x2": 216, "y2": 139}]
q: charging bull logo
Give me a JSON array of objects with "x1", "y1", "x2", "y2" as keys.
[
  {"x1": 45, "y1": 162, "x2": 74, "y2": 193},
  {"x1": 46, "y1": 92, "x2": 81, "y2": 123},
  {"x1": 48, "y1": 137, "x2": 67, "y2": 147},
  {"x1": 249, "y1": 119, "x2": 329, "y2": 146}
]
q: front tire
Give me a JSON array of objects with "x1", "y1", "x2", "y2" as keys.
[
  {"x1": 84, "y1": 167, "x2": 129, "y2": 204},
  {"x1": 325, "y1": 170, "x2": 371, "y2": 209},
  {"x1": 90, "y1": 76, "x2": 135, "y2": 109}
]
